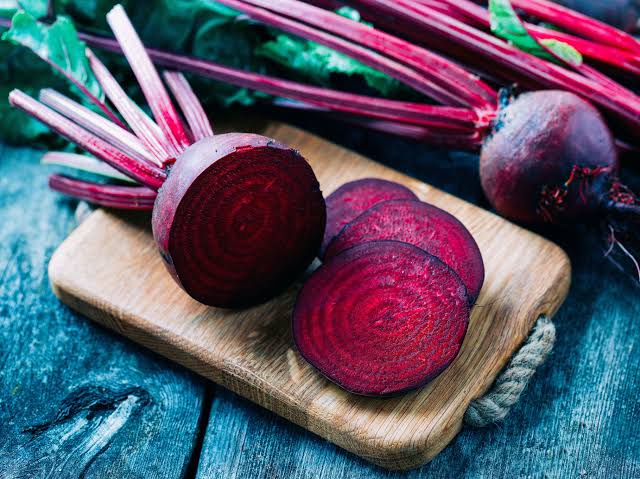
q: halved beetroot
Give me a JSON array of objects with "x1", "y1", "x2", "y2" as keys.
[
  {"x1": 320, "y1": 178, "x2": 418, "y2": 258},
  {"x1": 153, "y1": 134, "x2": 326, "y2": 308},
  {"x1": 293, "y1": 240, "x2": 470, "y2": 396},
  {"x1": 325, "y1": 199, "x2": 484, "y2": 301}
]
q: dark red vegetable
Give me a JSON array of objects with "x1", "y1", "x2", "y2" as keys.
[
  {"x1": 481, "y1": 90, "x2": 626, "y2": 224},
  {"x1": 320, "y1": 178, "x2": 418, "y2": 258},
  {"x1": 325, "y1": 199, "x2": 484, "y2": 301},
  {"x1": 293, "y1": 240, "x2": 470, "y2": 396},
  {"x1": 152, "y1": 134, "x2": 325, "y2": 307},
  {"x1": 9, "y1": 5, "x2": 326, "y2": 308}
]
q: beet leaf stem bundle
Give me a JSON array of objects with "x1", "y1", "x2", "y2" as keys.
[{"x1": 9, "y1": 5, "x2": 326, "y2": 308}]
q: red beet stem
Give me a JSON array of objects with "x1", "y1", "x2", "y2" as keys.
[
  {"x1": 39, "y1": 88, "x2": 161, "y2": 167},
  {"x1": 49, "y1": 174, "x2": 156, "y2": 210},
  {"x1": 293, "y1": 240, "x2": 470, "y2": 396},
  {"x1": 70, "y1": 28, "x2": 486, "y2": 134},
  {"x1": 218, "y1": 0, "x2": 497, "y2": 111},
  {"x1": 9, "y1": 89, "x2": 166, "y2": 190},
  {"x1": 163, "y1": 71, "x2": 214, "y2": 141},
  {"x1": 350, "y1": 0, "x2": 640, "y2": 137},
  {"x1": 509, "y1": 0, "x2": 640, "y2": 54},
  {"x1": 498, "y1": 2, "x2": 639, "y2": 98},
  {"x1": 271, "y1": 98, "x2": 485, "y2": 148},
  {"x1": 424, "y1": 0, "x2": 640, "y2": 77},
  {"x1": 87, "y1": 50, "x2": 175, "y2": 166},
  {"x1": 106, "y1": 5, "x2": 191, "y2": 155}
]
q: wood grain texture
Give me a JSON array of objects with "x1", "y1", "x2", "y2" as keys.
[
  {"x1": 48, "y1": 122, "x2": 571, "y2": 470},
  {"x1": 0, "y1": 145, "x2": 206, "y2": 479}
]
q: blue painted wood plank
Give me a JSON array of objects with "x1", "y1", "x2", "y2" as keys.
[{"x1": 0, "y1": 144, "x2": 207, "y2": 479}]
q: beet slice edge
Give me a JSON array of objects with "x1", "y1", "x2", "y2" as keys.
[
  {"x1": 293, "y1": 240, "x2": 470, "y2": 397},
  {"x1": 325, "y1": 199, "x2": 485, "y2": 302},
  {"x1": 320, "y1": 178, "x2": 418, "y2": 258}
]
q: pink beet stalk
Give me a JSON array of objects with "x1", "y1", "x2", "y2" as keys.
[
  {"x1": 106, "y1": 5, "x2": 191, "y2": 154},
  {"x1": 163, "y1": 71, "x2": 214, "y2": 141},
  {"x1": 39, "y1": 88, "x2": 160, "y2": 167},
  {"x1": 7, "y1": 17, "x2": 487, "y2": 135},
  {"x1": 216, "y1": 0, "x2": 497, "y2": 111},
  {"x1": 349, "y1": 0, "x2": 640, "y2": 137},
  {"x1": 49, "y1": 174, "x2": 157, "y2": 210},
  {"x1": 9, "y1": 89, "x2": 166, "y2": 189},
  {"x1": 272, "y1": 98, "x2": 485, "y2": 149},
  {"x1": 509, "y1": 0, "x2": 640, "y2": 54},
  {"x1": 87, "y1": 50, "x2": 177, "y2": 166},
  {"x1": 417, "y1": 0, "x2": 640, "y2": 77},
  {"x1": 108, "y1": 40, "x2": 486, "y2": 131}
]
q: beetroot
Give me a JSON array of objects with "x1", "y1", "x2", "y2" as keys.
[
  {"x1": 9, "y1": 5, "x2": 326, "y2": 308},
  {"x1": 481, "y1": 90, "x2": 620, "y2": 224},
  {"x1": 320, "y1": 178, "x2": 418, "y2": 258},
  {"x1": 293, "y1": 240, "x2": 470, "y2": 396},
  {"x1": 152, "y1": 134, "x2": 325, "y2": 307},
  {"x1": 325, "y1": 200, "x2": 484, "y2": 301}
]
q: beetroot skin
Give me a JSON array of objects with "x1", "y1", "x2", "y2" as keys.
[
  {"x1": 293, "y1": 240, "x2": 470, "y2": 396},
  {"x1": 153, "y1": 134, "x2": 326, "y2": 308},
  {"x1": 320, "y1": 178, "x2": 418, "y2": 258},
  {"x1": 325, "y1": 199, "x2": 484, "y2": 301},
  {"x1": 481, "y1": 91, "x2": 620, "y2": 224}
]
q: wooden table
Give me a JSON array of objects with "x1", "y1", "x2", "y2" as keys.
[{"x1": 1, "y1": 118, "x2": 638, "y2": 478}]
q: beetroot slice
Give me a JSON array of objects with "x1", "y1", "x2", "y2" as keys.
[
  {"x1": 152, "y1": 133, "x2": 326, "y2": 308},
  {"x1": 325, "y1": 199, "x2": 484, "y2": 301},
  {"x1": 293, "y1": 240, "x2": 470, "y2": 396},
  {"x1": 320, "y1": 178, "x2": 418, "y2": 258}
]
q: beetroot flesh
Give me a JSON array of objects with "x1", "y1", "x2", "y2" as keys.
[
  {"x1": 293, "y1": 240, "x2": 470, "y2": 396},
  {"x1": 320, "y1": 178, "x2": 418, "y2": 258},
  {"x1": 325, "y1": 199, "x2": 484, "y2": 301},
  {"x1": 480, "y1": 90, "x2": 619, "y2": 224},
  {"x1": 152, "y1": 134, "x2": 326, "y2": 308}
]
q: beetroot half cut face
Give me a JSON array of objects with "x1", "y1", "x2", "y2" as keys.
[
  {"x1": 320, "y1": 178, "x2": 418, "y2": 258},
  {"x1": 325, "y1": 200, "x2": 484, "y2": 301},
  {"x1": 152, "y1": 133, "x2": 326, "y2": 308},
  {"x1": 293, "y1": 241, "x2": 470, "y2": 396}
]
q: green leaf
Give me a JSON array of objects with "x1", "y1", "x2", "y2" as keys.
[
  {"x1": 335, "y1": 6, "x2": 361, "y2": 23},
  {"x1": 539, "y1": 38, "x2": 582, "y2": 67},
  {"x1": 2, "y1": 11, "x2": 104, "y2": 101},
  {"x1": 256, "y1": 34, "x2": 401, "y2": 96},
  {"x1": 489, "y1": 0, "x2": 582, "y2": 67},
  {"x1": 0, "y1": 40, "x2": 71, "y2": 145},
  {"x1": 18, "y1": 0, "x2": 48, "y2": 18},
  {"x1": 0, "y1": 86, "x2": 50, "y2": 144}
]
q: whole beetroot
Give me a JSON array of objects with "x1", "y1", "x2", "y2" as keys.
[
  {"x1": 481, "y1": 90, "x2": 623, "y2": 224},
  {"x1": 481, "y1": 90, "x2": 640, "y2": 279}
]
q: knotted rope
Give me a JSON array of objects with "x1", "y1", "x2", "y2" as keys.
[{"x1": 464, "y1": 316, "x2": 556, "y2": 427}]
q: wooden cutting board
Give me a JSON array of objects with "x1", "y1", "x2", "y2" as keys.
[{"x1": 48, "y1": 120, "x2": 571, "y2": 470}]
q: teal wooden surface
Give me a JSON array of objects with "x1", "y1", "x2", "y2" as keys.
[{"x1": 0, "y1": 118, "x2": 638, "y2": 478}]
